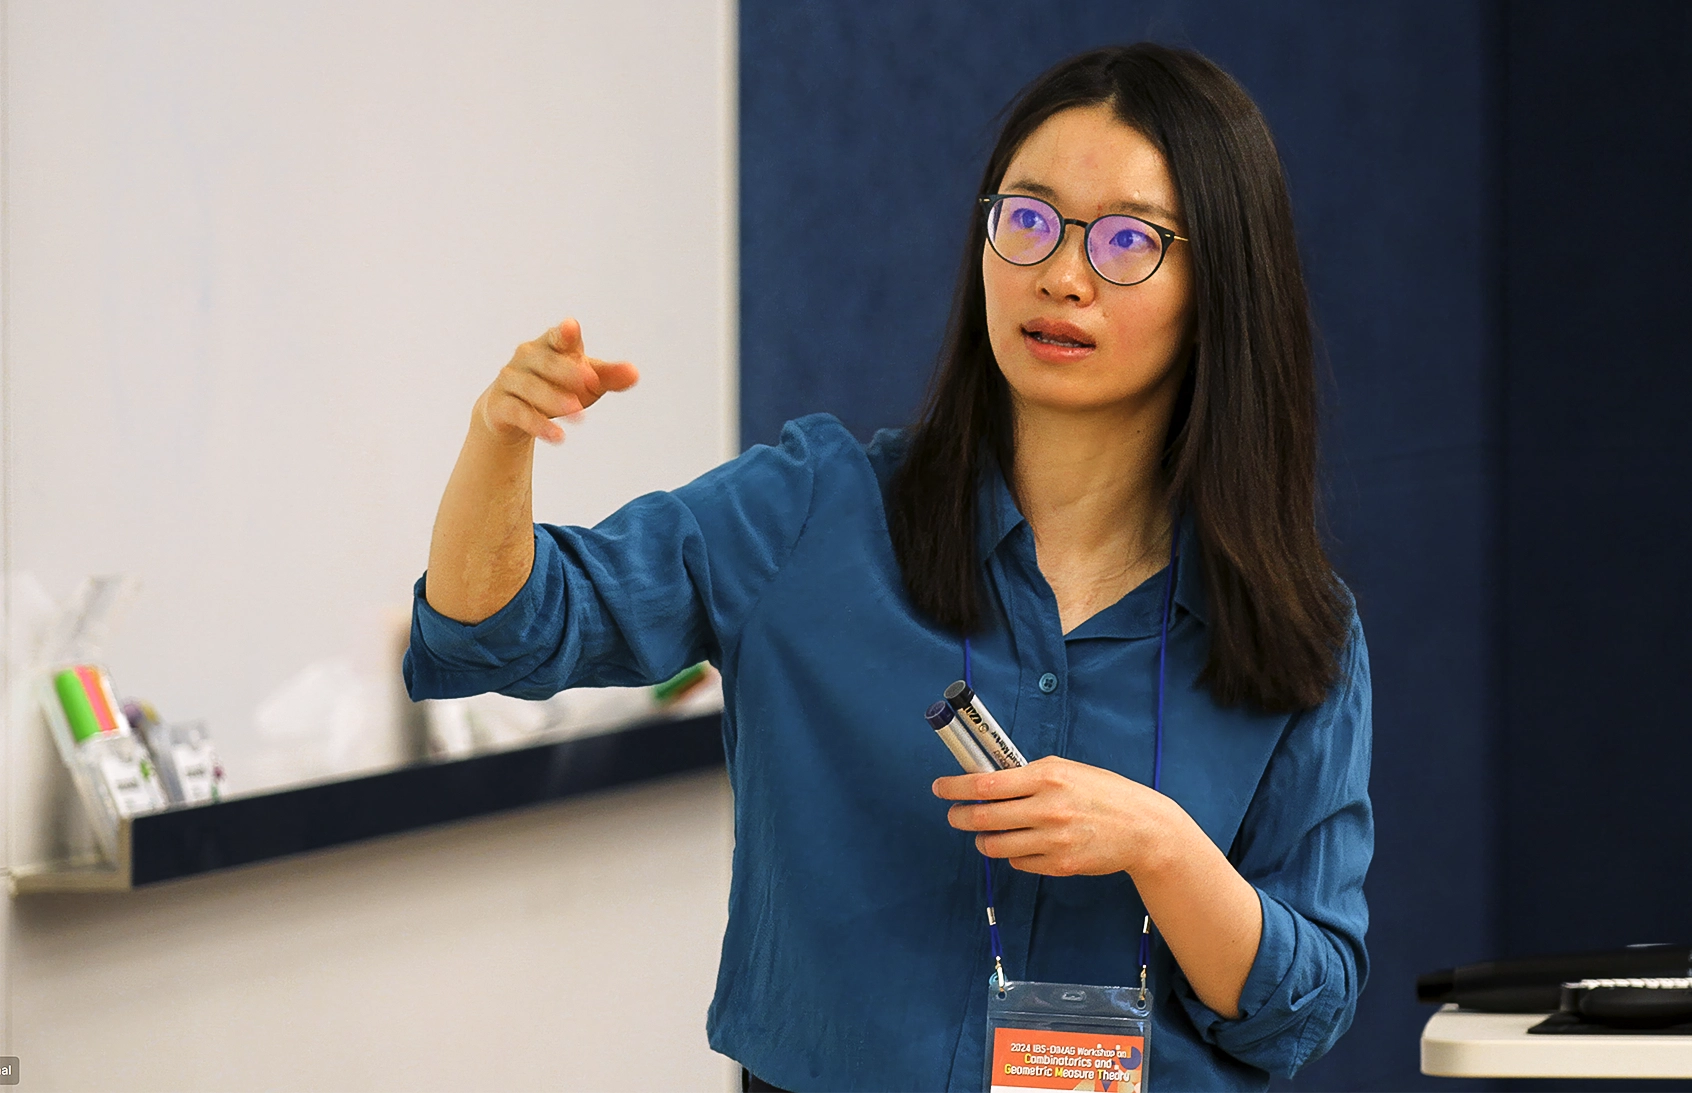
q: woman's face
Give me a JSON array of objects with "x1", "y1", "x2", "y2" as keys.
[{"x1": 983, "y1": 104, "x2": 1194, "y2": 418}]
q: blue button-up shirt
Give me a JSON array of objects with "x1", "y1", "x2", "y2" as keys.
[{"x1": 405, "y1": 414, "x2": 1373, "y2": 1092}]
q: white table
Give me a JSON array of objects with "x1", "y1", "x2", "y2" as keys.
[{"x1": 1422, "y1": 1004, "x2": 1692, "y2": 1079}]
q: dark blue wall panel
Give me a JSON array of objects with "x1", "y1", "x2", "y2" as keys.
[
  {"x1": 1494, "y1": 20, "x2": 1692, "y2": 1093},
  {"x1": 1499, "y1": 0, "x2": 1692, "y2": 959}
]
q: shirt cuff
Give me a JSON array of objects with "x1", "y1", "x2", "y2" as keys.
[
  {"x1": 402, "y1": 527, "x2": 564, "y2": 699},
  {"x1": 1237, "y1": 887, "x2": 1300, "y2": 1018},
  {"x1": 1172, "y1": 888, "x2": 1325, "y2": 1075}
]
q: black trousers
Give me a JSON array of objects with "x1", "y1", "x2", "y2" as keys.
[{"x1": 740, "y1": 1066, "x2": 789, "y2": 1093}]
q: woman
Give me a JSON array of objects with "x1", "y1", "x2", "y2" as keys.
[{"x1": 407, "y1": 43, "x2": 1371, "y2": 1092}]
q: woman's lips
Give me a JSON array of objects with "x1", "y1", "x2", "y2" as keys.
[{"x1": 1022, "y1": 325, "x2": 1096, "y2": 363}]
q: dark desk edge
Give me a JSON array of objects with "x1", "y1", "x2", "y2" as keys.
[{"x1": 128, "y1": 712, "x2": 725, "y2": 887}]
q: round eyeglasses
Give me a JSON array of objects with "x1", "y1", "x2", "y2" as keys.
[{"x1": 979, "y1": 193, "x2": 1188, "y2": 287}]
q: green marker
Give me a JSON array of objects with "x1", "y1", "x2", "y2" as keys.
[
  {"x1": 653, "y1": 662, "x2": 710, "y2": 705},
  {"x1": 54, "y1": 669, "x2": 104, "y2": 743}
]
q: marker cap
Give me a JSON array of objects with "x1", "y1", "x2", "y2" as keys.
[{"x1": 925, "y1": 701, "x2": 956, "y2": 731}]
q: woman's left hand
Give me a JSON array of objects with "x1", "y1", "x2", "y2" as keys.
[{"x1": 933, "y1": 756, "x2": 1177, "y2": 877}]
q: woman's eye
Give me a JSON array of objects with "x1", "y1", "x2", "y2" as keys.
[
  {"x1": 1011, "y1": 207, "x2": 1045, "y2": 231},
  {"x1": 1110, "y1": 227, "x2": 1152, "y2": 250}
]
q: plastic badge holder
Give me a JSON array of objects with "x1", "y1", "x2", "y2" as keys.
[{"x1": 986, "y1": 979, "x2": 1151, "y2": 1093}]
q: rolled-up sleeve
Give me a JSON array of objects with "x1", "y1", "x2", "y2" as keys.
[
  {"x1": 1174, "y1": 613, "x2": 1374, "y2": 1077},
  {"x1": 403, "y1": 414, "x2": 840, "y2": 702}
]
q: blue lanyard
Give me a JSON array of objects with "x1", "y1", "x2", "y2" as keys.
[{"x1": 972, "y1": 522, "x2": 1181, "y2": 1002}]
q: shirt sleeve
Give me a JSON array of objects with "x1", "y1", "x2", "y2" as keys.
[
  {"x1": 402, "y1": 414, "x2": 839, "y2": 701},
  {"x1": 1171, "y1": 611, "x2": 1374, "y2": 1078}
]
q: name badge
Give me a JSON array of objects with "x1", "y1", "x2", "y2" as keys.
[{"x1": 987, "y1": 978, "x2": 1151, "y2": 1092}]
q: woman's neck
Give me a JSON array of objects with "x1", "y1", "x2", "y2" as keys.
[
  {"x1": 1009, "y1": 395, "x2": 1177, "y2": 630},
  {"x1": 1013, "y1": 396, "x2": 1171, "y2": 542}
]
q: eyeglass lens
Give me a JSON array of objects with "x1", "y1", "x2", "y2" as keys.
[{"x1": 985, "y1": 195, "x2": 1165, "y2": 286}]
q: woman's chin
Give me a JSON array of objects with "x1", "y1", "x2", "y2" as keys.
[
  {"x1": 1003, "y1": 367, "x2": 1143, "y2": 416},
  {"x1": 1014, "y1": 391, "x2": 1137, "y2": 419}
]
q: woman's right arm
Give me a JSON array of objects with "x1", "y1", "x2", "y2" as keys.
[
  {"x1": 408, "y1": 328, "x2": 836, "y2": 704},
  {"x1": 424, "y1": 318, "x2": 638, "y2": 624}
]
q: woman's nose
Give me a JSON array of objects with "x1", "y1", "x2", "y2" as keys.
[{"x1": 1036, "y1": 224, "x2": 1096, "y2": 304}]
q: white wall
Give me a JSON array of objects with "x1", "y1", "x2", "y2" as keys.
[
  {"x1": 3, "y1": 1, "x2": 740, "y2": 1088},
  {"x1": 10, "y1": 770, "x2": 735, "y2": 1092},
  {"x1": 2, "y1": 0, "x2": 737, "y2": 797}
]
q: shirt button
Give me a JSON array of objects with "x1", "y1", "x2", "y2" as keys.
[{"x1": 1038, "y1": 672, "x2": 1059, "y2": 694}]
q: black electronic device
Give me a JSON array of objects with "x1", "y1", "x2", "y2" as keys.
[
  {"x1": 1417, "y1": 944, "x2": 1692, "y2": 1013},
  {"x1": 1529, "y1": 977, "x2": 1692, "y2": 1034}
]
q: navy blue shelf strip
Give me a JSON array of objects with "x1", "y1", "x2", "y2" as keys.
[{"x1": 128, "y1": 712, "x2": 725, "y2": 887}]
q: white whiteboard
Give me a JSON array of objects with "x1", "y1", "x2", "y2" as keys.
[{"x1": 1, "y1": 0, "x2": 737, "y2": 804}]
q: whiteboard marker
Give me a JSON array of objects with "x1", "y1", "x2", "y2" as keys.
[
  {"x1": 943, "y1": 680, "x2": 1027, "y2": 769},
  {"x1": 925, "y1": 700, "x2": 997, "y2": 774}
]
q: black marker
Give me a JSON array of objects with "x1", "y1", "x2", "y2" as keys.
[{"x1": 943, "y1": 680, "x2": 1027, "y2": 769}]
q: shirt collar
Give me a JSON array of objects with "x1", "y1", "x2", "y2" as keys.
[
  {"x1": 976, "y1": 456, "x2": 1025, "y2": 559},
  {"x1": 976, "y1": 459, "x2": 1209, "y2": 631},
  {"x1": 1171, "y1": 511, "x2": 1208, "y2": 626}
]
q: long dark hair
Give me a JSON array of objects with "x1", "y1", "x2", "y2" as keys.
[{"x1": 887, "y1": 43, "x2": 1348, "y2": 713}]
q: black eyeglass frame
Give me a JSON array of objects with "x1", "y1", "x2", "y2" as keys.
[{"x1": 978, "y1": 193, "x2": 1189, "y2": 287}]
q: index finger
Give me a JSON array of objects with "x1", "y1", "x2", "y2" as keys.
[
  {"x1": 932, "y1": 767, "x2": 1035, "y2": 802},
  {"x1": 590, "y1": 359, "x2": 640, "y2": 392}
]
